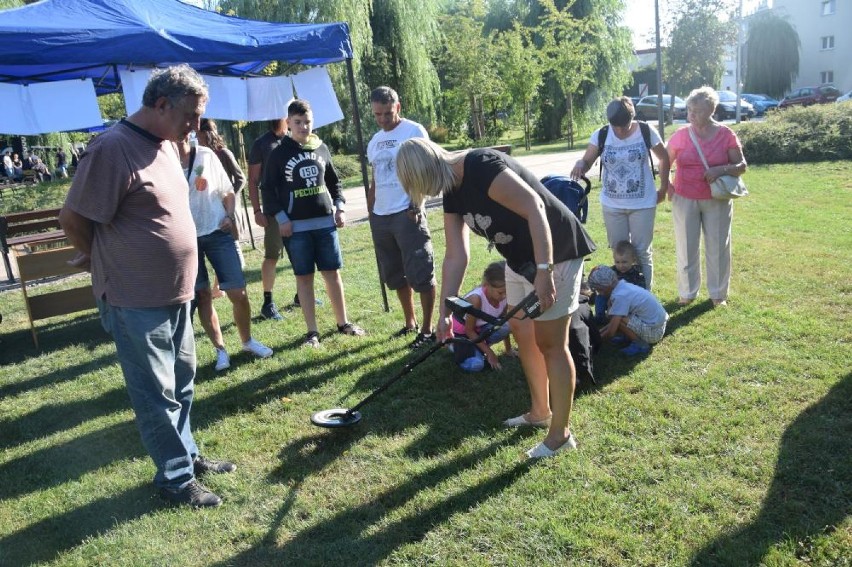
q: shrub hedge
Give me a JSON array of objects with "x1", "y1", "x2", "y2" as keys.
[{"x1": 735, "y1": 102, "x2": 852, "y2": 164}]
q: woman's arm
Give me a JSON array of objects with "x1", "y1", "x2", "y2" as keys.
[
  {"x1": 666, "y1": 145, "x2": 679, "y2": 201},
  {"x1": 651, "y1": 142, "x2": 671, "y2": 204},
  {"x1": 705, "y1": 145, "x2": 747, "y2": 182},
  {"x1": 570, "y1": 143, "x2": 600, "y2": 180},
  {"x1": 487, "y1": 169, "x2": 556, "y2": 312},
  {"x1": 437, "y1": 213, "x2": 470, "y2": 341}
]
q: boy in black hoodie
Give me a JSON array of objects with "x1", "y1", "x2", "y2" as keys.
[{"x1": 263, "y1": 99, "x2": 366, "y2": 347}]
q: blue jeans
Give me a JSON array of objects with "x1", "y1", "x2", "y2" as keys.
[
  {"x1": 98, "y1": 299, "x2": 198, "y2": 490},
  {"x1": 454, "y1": 324, "x2": 510, "y2": 372},
  {"x1": 282, "y1": 226, "x2": 343, "y2": 276},
  {"x1": 196, "y1": 229, "x2": 246, "y2": 291}
]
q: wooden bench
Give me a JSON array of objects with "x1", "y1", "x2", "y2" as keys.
[
  {"x1": 1, "y1": 207, "x2": 65, "y2": 282},
  {"x1": 12, "y1": 243, "x2": 97, "y2": 348}
]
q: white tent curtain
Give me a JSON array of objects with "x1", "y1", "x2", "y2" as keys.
[
  {"x1": 0, "y1": 79, "x2": 103, "y2": 135},
  {"x1": 291, "y1": 66, "x2": 344, "y2": 128}
]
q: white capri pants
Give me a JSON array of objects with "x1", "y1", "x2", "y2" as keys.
[
  {"x1": 671, "y1": 193, "x2": 733, "y2": 301},
  {"x1": 601, "y1": 205, "x2": 656, "y2": 290}
]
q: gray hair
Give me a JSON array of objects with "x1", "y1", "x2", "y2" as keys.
[
  {"x1": 395, "y1": 138, "x2": 460, "y2": 206},
  {"x1": 370, "y1": 86, "x2": 399, "y2": 105},
  {"x1": 686, "y1": 86, "x2": 719, "y2": 112},
  {"x1": 587, "y1": 265, "x2": 618, "y2": 291},
  {"x1": 142, "y1": 64, "x2": 208, "y2": 108}
]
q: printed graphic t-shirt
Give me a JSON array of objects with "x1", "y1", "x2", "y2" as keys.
[{"x1": 367, "y1": 118, "x2": 428, "y2": 215}]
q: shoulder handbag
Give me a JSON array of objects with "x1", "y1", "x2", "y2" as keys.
[{"x1": 687, "y1": 127, "x2": 748, "y2": 200}]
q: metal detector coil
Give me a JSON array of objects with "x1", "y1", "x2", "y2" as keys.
[{"x1": 310, "y1": 408, "x2": 362, "y2": 428}]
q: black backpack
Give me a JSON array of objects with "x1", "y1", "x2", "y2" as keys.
[{"x1": 597, "y1": 121, "x2": 656, "y2": 179}]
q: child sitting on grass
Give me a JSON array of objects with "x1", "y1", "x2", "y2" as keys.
[
  {"x1": 587, "y1": 265, "x2": 668, "y2": 356},
  {"x1": 594, "y1": 240, "x2": 646, "y2": 324},
  {"x1": 450, "y1": 261, "x2": 515, "y2": 372}
]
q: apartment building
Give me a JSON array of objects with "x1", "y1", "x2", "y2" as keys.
[{"x1": 772, "y1": 0, "x2": 852, "y2": 93}]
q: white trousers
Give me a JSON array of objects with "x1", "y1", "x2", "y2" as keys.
[
  {"x1": 671, "y1": 194, "x2": 733, "y2": 301},
  {"x1": 601, "y1": 205, "x2": 656, "y2": 290}
]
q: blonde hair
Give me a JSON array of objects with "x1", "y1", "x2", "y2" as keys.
[
  {"x1": 686, "y1": 86, "x2": 719, "y2": 112},
  {"x1": 395, "y1": 138, "x2": 461, "y2": 207}
]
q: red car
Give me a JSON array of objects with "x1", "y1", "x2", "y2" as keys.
[{"x1": 779, "y1": 86, "x2": 841, "y2": 108}]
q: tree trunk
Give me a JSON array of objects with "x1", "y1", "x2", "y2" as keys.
[
  {"x1": 523, "y1": 98, "x2": 531, "y2": 151},
  {"x1": 565, "y1": 92, "x2": 574, "y2": 148}
]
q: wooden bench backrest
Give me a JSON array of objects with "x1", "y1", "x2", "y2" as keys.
[{"x1": 13, "y1": 245, "x2": 97, "y2": 347}]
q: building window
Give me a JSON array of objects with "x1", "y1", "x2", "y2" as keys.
[
  {"x1": 821, "y1": 36, "x2": 835, "y2": 49},
  {"x1": 822, "y1": 0, "x2": 835, "y2": 15},
  {"x1": 821, "y1": 71, "x2": 834, "y2": 84}
]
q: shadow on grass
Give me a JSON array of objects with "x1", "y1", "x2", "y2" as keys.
[
  {"x1": 214, "y1": 432, "x2": 531, "y2": 566},
  {"x1": 0, "y1": 352, "x2": 115, "y2": 399},
  {"x1": 0, "y1": 483, "x2": 153, "y2": 566},
  {"x1": 0, "y1": 386, "x2": 128, "y2": 450},
  {"x1": 0, "y1": 420, "x2": 144, "y2": 502},
  {"x1": 578, "y1": 299, "x2": 715, "y2": 397},
  {"x1": 690, "y1": 373, "x2": 852, "y2": 566},
  {"x1": 0, "y1": 313, "x2": 108, "y2": 365}
]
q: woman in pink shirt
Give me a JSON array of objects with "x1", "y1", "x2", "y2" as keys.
[{"x1": 667, "y1": 87, "x2": 747, "y2": 307}]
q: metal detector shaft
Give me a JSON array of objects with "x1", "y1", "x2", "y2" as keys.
[{"x1": 344, "y1": 291, "x2": 541, "y2": 418}]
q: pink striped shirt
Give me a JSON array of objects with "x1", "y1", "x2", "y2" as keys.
[{"x1": 668, "y1": 125, "x2": 742, "y2": 200}]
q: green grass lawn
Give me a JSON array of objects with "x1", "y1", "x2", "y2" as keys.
[{"x1": 1, "y1": 162, "x2": 850, "y2": 566}]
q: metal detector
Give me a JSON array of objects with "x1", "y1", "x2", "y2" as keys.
[{"x1": 310, "y1": 291, "x2": 542, "y2": 428}]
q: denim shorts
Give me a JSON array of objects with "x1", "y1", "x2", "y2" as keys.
[
  {"x1": 283, "y1": 226, "x2": 343, "y2": 275},
  {"x1": 196, "y1": 229, "x2": 246, "y2": 291}
]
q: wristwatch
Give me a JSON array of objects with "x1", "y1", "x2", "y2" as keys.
[{"x1": 536, "y1": 262, "x2": 554, "y2": 273}]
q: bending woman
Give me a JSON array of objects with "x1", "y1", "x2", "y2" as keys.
[{"x1": 396, "y1": 139, "x2": 596, "y2": 458}]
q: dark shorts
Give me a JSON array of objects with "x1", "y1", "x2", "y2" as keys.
[
  {"x1": 369, "y1": 210, "x2": 435, "y2": 292},
  {"x1": 196, "y1": 230, "x2": 246, "y2": 291},
  {"x1": 282, "y1": 226, "x2": 343, "y2": 276},
  {"x1": 262, "y1": 215, "x2": 283, "y2": 260}
]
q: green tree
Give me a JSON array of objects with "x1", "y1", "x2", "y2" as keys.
[
  {"x1": 362, "y1": 0, "x2": 442, "y2": 124},
  {"x1": 743, "y1": 11, "x2": 799, "y2": 99},
  {"x1": 665, "y1": 0, "x2": 735, "y2": 102},
  {"x1": 435, "y1": 3, "x2": 502, "y2": 141},
  {"x1": 494, "y1": 25, "x2": 543, "y2": 149}
]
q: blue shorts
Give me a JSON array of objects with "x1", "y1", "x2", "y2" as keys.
[
  {"x1": 196, "y1": 230, "x2": 246, "y2": 291},
  {"x1": 283, "y1": 226, "x2": 343, "y2": 276}
]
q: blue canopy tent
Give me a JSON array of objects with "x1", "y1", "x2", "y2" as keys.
[
  {"x1": 0, "y1": 0, "x2": 353, "y2": 94},
  {"x1": 0, "y1": 0, "x2": 385, "y2": 307}
]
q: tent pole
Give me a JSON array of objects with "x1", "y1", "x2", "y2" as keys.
[
  {"x1": 233, "y1": 124, "x2": 256, "y2": 250},
  {"x1": 347, "y1": 57, "x2": 389, "y2": 313}
]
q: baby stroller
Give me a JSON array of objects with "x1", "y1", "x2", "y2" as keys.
[{"x1": 540, "y1": 175, "x2": 592, "y2": 223}]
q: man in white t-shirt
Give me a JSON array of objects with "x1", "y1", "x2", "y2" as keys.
[{"x1": 367, "y1": 86, "x2": 436, "y2": 349}]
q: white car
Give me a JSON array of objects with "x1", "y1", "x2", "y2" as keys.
[{"x1": 836, "y1": 90, "x2": 852, "y2": 103}]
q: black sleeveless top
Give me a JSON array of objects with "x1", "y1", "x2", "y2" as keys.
[{"x1": 443, "y1": 149, "x2": 596, "y2": 279}]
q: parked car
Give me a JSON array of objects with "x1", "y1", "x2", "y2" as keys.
[
  {"x1": 836, "y1": 90, "x2": 852, "y2": 103},
  {"x1": 778, "y1": 86, "x2": 841, "y2": 108},
  {"x1": 634, "y1": 95, "x2": 687, "y2": 122},
  {"x1": 714, "y1": 91, "x2": 755, "y2": 120},
  {"x1": 741, "y1": 93, "x2": 779, "y2": 116}
]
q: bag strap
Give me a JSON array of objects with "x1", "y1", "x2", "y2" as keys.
[
  {"x1": 687, "y1": 126, "x2": 711, "y2": 172},
  {"x1": 184, "y1": 146, "x2": 197, "y2": 181},
  {"x1": 598, "y1": 122, "x2": 657, "y2": 179}
]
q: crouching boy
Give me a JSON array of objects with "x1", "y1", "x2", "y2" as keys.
[{"x1": 587, "y1": 265, "x2": 668, "y2": 356}]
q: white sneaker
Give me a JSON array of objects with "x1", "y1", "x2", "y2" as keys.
[
  {"x1": 215, "y1": 348, "x2": 230, "y2": 372},
  {"x1": 525, "y1": 434, "x2": 577, "y2": 459},
  {"x1": 242, "y1": 338, "x2": 273, "y2": 358}
]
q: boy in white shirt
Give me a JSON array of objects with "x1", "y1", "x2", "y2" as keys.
[{"x1": 587, "y1": 265, "x2": 668, "y2": 356}]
